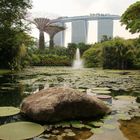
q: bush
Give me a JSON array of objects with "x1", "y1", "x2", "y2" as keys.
[
  {"x1": 31, "y1": 54, "x2": 71, "y2": 66},
  {"x1": 83, "y1": 43, "x2": 103, "y2": 67},
  {"x1": 102, "y1": 38, "x2": 136, "y2": 69},
  {"x1": 83, "y1": 37, "x2": 140, "y2": 69}
]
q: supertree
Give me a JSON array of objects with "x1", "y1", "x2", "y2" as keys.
[
  {"x1": 33, "y1": 18, "x2": 51, "y2": 50},
  {"x1": 44, "y1": 25, "x2": 65, "y2": 49}
]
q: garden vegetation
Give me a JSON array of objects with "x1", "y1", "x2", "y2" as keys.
[{"x1": 0, "y1": 0, "x2": 140, "y2": 70}]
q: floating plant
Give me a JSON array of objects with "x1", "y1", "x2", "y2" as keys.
[
  {"x1": 90, "y1": 128, "x2": 104, "y2": 134},
  {"x1": 54, "y1": 121, "x2": 71, "y2": 128},
  {"x1": 88, "y1": 121, "x2": 104, "y2": 127},
  {"x1": 70, "y1": 121, "x2": 85, "y2": 129},
  {"x1": 92, "y1": 87, "x2": 110, "y2": 91},
  {"x1": 92, "y1": 90, "x2": 111, "y2": 94},
  {"x1": 115, "y1": 96, "x2": 136, "y2": 101},
  {"x1": 117, "y1": 113, "x2": 132, "y2": 121},
  {"x1": 0, "y1": 107, "x2": 20, "y2": 117},
  {"x1": 0, "y1": 122, "x2": 44, "y2": 140},
  {"x1": 102, "y1": 115, "x2": 114, "y2": 121},
  {"x1": 103, "y1": 124, "x2": 116, "y2": 130}
]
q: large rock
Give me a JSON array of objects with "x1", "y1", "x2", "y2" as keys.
[{"x1": 20, "y1": 87, "x2": 111, "y2": 122}]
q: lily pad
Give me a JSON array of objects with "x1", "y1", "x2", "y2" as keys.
[
  {"x1": 90, "y1": 128, "x2": 104, "y2": 134},
  {"x1": 102, "y1": 115, "x2": 114, "y2": 121},
  {"x1": 70, "y1": 121, "x2": 85, "y2": 129},
  {"x1": 0, "y1": 106, "x2": 20, "y2": 117},
  {"x1": 133, "y1": 112, "x2": 140, "y2": 117},
  {"x1": 0, "y1": 121, "x2": 44, "y2": 140},
  {"x1": 92, "y1": 90, "x2": 111, "y2": 94},
  {"x1": 117, "y1": 114, "x2": 132, "y2": 120},
  {"x1": 92, "y1": 87, "x2": 110, "y2": 91},
  {"x1": 115, "y1": 96, "x2": 136, "y2": 101},
  {"x1": 88, "y1": 121, "x2": 104, "y2": 127},
  {"x1": 64, "y1": 129, "x2": 73, "y2": 133},
  {"x1": 84, "y1": 125, "x2": 93, "y2": 129},
  {"x1": 103, "y1": 124, "x2": 116, "y2": 130},
  {"x1": 66, "y1": 132, "x2": 76, "y2": 136},
  {"x1": 54, "y1": 121, "x2": 71, "y2": 128}
]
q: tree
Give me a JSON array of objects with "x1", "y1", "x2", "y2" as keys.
[
  {"x1": 121, "y1": 1, "x2": 140, "y2": 34},
  {"x1": 0, "y1": 0, "x2": 32, "y2": 70},
  {"x1": 83, "y1": 43, "x2": 103, "y2": 68},
  {"x1": 101, "y1": 35, "x2": 112, "y2": 42},
  {"x1": 83, "y1": 37, "x2": 137, "y2": 69},
  {"x1": 0, "y1": 0, "x2": 32, "y2": 29}
]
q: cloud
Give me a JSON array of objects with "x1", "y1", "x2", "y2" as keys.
[
  {"x1": 86, "y1": 0, "x2": 138, "y2": 15},
  {"x1": 31, "y1": 0, "x2": 138, "y2": 17}
]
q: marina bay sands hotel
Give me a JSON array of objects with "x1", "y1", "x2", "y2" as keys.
[{"x1": 53, "y1": 13, "x2": 120, "y2": 46}]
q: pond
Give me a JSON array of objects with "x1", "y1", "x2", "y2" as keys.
[{"x1": 0, "y1": 67, "x2": 140, "y2": 140}]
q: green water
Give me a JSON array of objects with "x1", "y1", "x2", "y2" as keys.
[{"x1": 0, "y1": 67, "x2": 140, "y2": 140}]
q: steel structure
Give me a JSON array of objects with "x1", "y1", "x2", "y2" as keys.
[
  {"x1": 33, "y1": 18, "x2": 51, "y2": 50},
  {"x1": 44, "y1": 25, "x2": 65, "y2": 49}
]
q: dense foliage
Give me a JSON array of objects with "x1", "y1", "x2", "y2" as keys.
[
  {"x1": 30, "y1": 47, "x2": 71, "y2": 66},
  {"x1": 0, "y1": 0, "x2": 32, "y2": 70},
  {"x1": 28, "y1": 43, "x2": 91, "y2": 67},
  {"x1": 82, "y1": 43, "x2": 103, "y2": 67},
  {"x1": 83, "y1": 37, "x2": 140, "y2": 69},
  {"x1": 121, "y1": 1, "x2": 140, "y2": 34}
]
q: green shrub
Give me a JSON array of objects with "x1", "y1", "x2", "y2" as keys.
[
  {"x1": 83, "y1": 43, "x2": 103, "y2": 67},
  {"x1": 83, "y1": 37, "x2": 140, "y2": 69},
  {"x1": 32, "y1": 54, "x2": 71, "y2": 66}
]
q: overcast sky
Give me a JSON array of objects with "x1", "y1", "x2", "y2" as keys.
[
  {"x1": 30, "y1": 0, "x2": 139, "y2": 44},
  {"x1": 31, "y1": 0, "x2": 138, "y2": 16}
]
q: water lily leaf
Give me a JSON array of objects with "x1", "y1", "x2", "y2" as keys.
[
  {"x1": 92, "y1": 90, "x2": 111, "y2": 94},
  {"x1": 90, "y1": 128, "x2": 104, "y2": 134},
  {"x1": 117, "y1": 114, "x2": 132, "y2": 121},
  {"x1": 0, "y1": 121, "x2": 44, "y2": 140},
  {"x1": 55, "y1": 122, "x2": 71, "y2": 128},
  {"x1": 102, "y1": 115, "x2": 114, "y2": 121},
  {"x1": 84, "y1": 125, "x2": 93, "y2": 129},
  {"x1": 115, "y1": 96, "x2": 136, "y2": 101},
  {"x1": 43, "y1": 134, "x2": 51, "y2": 138},
  {"x1": 70, "y1": 121, "x2": 85, "y2": 129},
  {"x1": 120, "y1": 117, "x2": 132, "y2": 121},
  {"x1": 0, "y1": 106, "x2": 20, "y2": 117},
  {"x1": 64, "y1": 129, "x2": 72, "y2": 133},
  {"x1": 103, "y1": 124, "x2": 116, "y2": 130},
  {"x1": 66, "y1": 132, "x2": 76, "y2": 137},
  {"x1": 88, "y1": 121, "x2": 104, "y2": 127},
  {"x1": 92, "y1": 87, "x2": 110, "y2": 91},
  {"x1": 134, "y1": 112, "x2": 140, "y2": 117}
]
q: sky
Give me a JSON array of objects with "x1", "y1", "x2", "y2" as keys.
[{"x1": 30, "y1": 0, "x2": 139, "y2": 44}]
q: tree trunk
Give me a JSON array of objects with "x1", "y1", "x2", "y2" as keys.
[
  {"x1": 49, "y1": 36, "x2": 54, "y2": 49},
  {"x1": 39, "y1": 30, "x2": 45, "y2": 50}
]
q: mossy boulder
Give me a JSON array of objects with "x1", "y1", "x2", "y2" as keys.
[{"x1": 20, "y1": 87, "x2": 110, "y2": 122}]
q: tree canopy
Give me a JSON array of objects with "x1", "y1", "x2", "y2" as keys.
[
  {"x1": 121, "y1": 1, "x2": 140, "y2": 34},
  {"x1": 0, "y1": 0, "x2": 32, "y2": 70},
  {"x1": 0, "y1": 0, "x2": 32, "y2": 29},
  {"x1": 83, "y1": 37, "x2": 140, "y2": 69}
]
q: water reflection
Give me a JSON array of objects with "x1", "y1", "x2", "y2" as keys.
[
  {"x1": 0, "y1": 73, "x2": 46, "y2": 106},
  {"x1": 119, "y1": 118, "x2": 140, "y2": 140}
]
